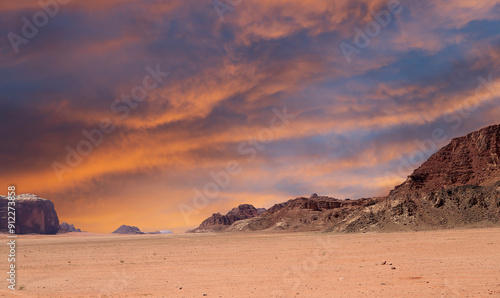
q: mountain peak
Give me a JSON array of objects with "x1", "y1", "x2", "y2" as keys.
[{"x1": 392, "y1": 124, "x2": 500, "y2": 195}]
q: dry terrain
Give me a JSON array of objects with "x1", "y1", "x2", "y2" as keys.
[{"x1": 1, "y1": 228, "x2": 500, "y2": 297}]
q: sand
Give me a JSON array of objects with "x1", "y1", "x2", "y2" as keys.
[{"x1": 1, "y1": 228, "x2": 499, "y2": 297}]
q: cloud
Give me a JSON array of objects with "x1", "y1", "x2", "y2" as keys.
[{"x1": 1, "y1": 0, "x2": 500, "y2": 232}]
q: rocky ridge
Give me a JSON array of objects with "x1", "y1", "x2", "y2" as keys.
[
  {"x1": 229, "y1": 194, "x2": 383, "y2": 232},
  {"x1": 190, "y1": 124, "x2": 500, "y2": 233}
]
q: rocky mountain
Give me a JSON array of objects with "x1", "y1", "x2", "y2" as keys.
[
  {"x1": 187, "y1": 204, "x2": 263, "y2": 233},
  {"x1": 59, "y1": 222, "x2": 82, "y2": 233},
  {"x1": 327, "y1": 124, "x2": 500, "y2": 233},
  {"x1": 112, "y1": 225, "x2": 144, "y2": 234},
  {"x1": 0, "y1": 194, "x2": 60, "y2": 234},
  {"x1": 189, "y1": 124, "x2": 500, "y2": 233}
]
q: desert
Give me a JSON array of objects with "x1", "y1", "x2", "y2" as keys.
[{"x1": 0, "y1": 228, "x2": 499, "y2": 297}]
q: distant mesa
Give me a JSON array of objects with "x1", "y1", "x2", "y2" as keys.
[
  {"x1": 0, "y1": 194, "x2": 59, "y2": 234},
  {"x1": 112, "y1": 225, "x2": 145, "y2": 234},
  {"x1": 59, "y1": 222, "x2": 82, "y2": 233},
  {"x1": 189, "y1": 124, "x2": 500, "y2": 233}
]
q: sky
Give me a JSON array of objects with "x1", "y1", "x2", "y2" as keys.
[{"x1": 1, "y1": 0, "x2": 500, "y2": 233}]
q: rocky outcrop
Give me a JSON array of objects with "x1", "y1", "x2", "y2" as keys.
[
  {"x1": 187, "y1": 194, "x2": 382, "y2": 233},
  {"x1": 112, "y1": 225, "x2": 144, "y2": 234},
  {"x1": 327, "y1": 182, "x2": 500, "y2": 233},
  {"x1": 187, "y1": 204, "x2": 263, "y2": 233},
  {"x1": 229, "y1": 195, "x2": 383, "y2": 232},
  {"x1": 59, "y1": 222, "x2": 82, "y2": 233},
  {"x1": 0, "y1": 194, "x2": 60, "y2": 234}
]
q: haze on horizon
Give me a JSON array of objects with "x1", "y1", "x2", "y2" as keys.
[{"x1": 1, "y1": 0, "x2": 500, "y2": 233}]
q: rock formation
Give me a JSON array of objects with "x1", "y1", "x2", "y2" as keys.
[
  {"x1": 112, "y1": 225, "x2": 144, "y2": 234},
  {"x1": 187, "y1": 204, "x2": 263, "y2": 233},
  {"x1": 190, "y1": 124, "x2": 500, "y2": 233},
  {"x1": 0, "y1": 194, "x2": 60, "y2": 234},
  {"x1": 229, "y1": 195, "x2": 383, "y2": 232},
  {"x1": 59, "y1": 222, "x2": 82, "y2": 233},
  {"x1": 188, "y1": 195, "x2": 382, "y2": 233},
  {"x1": 328, "y1": 124, "x2": 500, "y2": 232}
]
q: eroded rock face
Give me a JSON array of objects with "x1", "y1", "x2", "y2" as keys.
[
  {"x1": 187, "y1": 204, "x2": 263, "y2": 233},
  {"x1": 0, "y1": 194, "x2": 60, "y2": 234},
  {"x1": 112, "y1": 225, "x2": 144, "y2": 234}
]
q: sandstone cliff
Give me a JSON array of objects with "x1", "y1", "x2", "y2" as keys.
[{"x1": 0, "y1": 194, "x2": 60, "y2": 234}]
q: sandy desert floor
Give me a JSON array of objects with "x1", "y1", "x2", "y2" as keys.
[{"x1": 0, "y1": 228, "x2": 499, "y2": 297}]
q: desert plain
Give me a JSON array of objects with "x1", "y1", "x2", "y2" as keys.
[{"x1": 0, "y1": 228, "x2": 499, "y2": 297}]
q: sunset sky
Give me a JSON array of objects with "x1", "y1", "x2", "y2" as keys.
[{"x1": 1, "y1": 0, "x2": 500, "y2": 233}]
